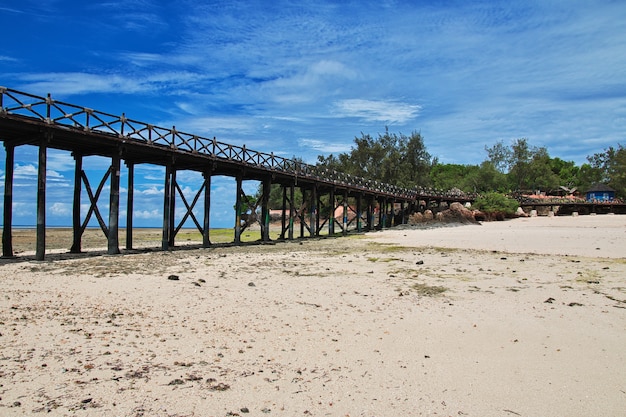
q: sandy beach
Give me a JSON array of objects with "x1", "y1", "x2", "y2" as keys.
[{"x1": 1, "y1": 215, "x2": 625, "y2": 416}]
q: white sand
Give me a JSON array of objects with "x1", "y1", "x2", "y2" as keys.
[
  {"x1": 370, "y1": 214, "x2": 626, "y2": 258},
  {"x1": 0, "y1": 215, "x2": 625, "y2": 416}
]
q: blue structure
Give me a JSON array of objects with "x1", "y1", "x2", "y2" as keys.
[{"x1": 585, "y1": 184, "x2": 615, "y2": 202}]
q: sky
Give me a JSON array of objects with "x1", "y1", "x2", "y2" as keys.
[{"x1": 1, "y1": 0, "x2": 625, "y2": 229}]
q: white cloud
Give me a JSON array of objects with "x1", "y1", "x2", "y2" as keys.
[
  {"x1": 298, "y1": 138, "x2": 351, "y2": 154},
  {"x1": 181, "y1": 116, "x2": 259, "y2": 136},
  {"x1": 14, "y1": 164, "x2": 37, "y2": 179},
  {"x1": 134, "y1": 209, "x2": 161, "y2": 220},
  {"x1": 136, "y1": 186, "x2": 163, "y2": 196},
  {"x1": 333, "y1": 99, "x2": 421, "y2": 124},
  {"x1": 49, "y1": 202, "x2": 70, "y2": 216},
  {"x1": 16, "y1": 71, "x2": 205, "y2": 96}
]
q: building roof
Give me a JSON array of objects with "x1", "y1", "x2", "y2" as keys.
[{"x1": 585, "y1": 183, "x2": 615, "y2": 193}]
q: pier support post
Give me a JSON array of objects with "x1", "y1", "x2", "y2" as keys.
[
  {"x1": 342, "y1": 190, "x2": 348, "y2": 236},
  {"x1": 126, "y1": 162, "x2": 134, "y2": 250},
  {"x1": 289, "y1": 183, "x2": 295, "y2": 240},
  {"x1": 365, "y1": 196, "x2": 374, "y2": 232},
  {"x1": 70, "y1": 153, "x2": 83, "y2": 253},
  {"x1": 203, "y1": 171, "x2": 211, "y2": 247},
  {"x1": 2, "y1": 143, "x2": 14, "y2": 257},
  {"x1": 234, "y1": 174, "x2": 243, "y2": 244},
  {"x1": 310, "y1": 186, "x2": 316, "y2": 237},
  {"x1": 328, "y1": 188, "x2": 335, "y2": 236},
  {"x1": 280, "y1": 185, "x2": 287, "y2": 239},
  {"x1": 168, "y1": 169, "x2": 176, "y2": 248},
  {"x1": 108, "y1": 154, "x2": 121, "y2": 255},
  {"x1": 261, "y1": 177, "x2": 271, "y2": 242},
  {"x1": 36, "y1": 135, "x2": 47, "y2": 261},
  {"x1": 162, "y1": 163, "x2": 172, "y2": 251},
  {"x1": 299, "y1": 188, "x2": 306, "y2": 238},
  {"x1": 356, "y1": 194, "x2": 362, "y2": 232}
]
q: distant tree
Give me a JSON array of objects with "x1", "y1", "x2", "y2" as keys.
[
  {"x1": 549, "y1": 157, "x2": 580, "y2": 192},
  {"x1": 485, "y1": 140, "x2": 512, "y2": 173},
  {"x1": 484, "y1": 138, "x2": 560, "y2": 192},
  {"x1": 588, "y1": 144, "x2": 626, "y2": 198},
  {"x1": 401, "y1": 130, "x2": 433, "y2": 186},
  {"x1": 472, "y1": 161, "x2": 509, "y2": 193},
  {"x1": 526, "y1": 147, "x2": 560, "y2": 192},
  {"x1": 429, "y1": 163, "x2": 469, "y2": 191},
  {"x1": 317, "y1": 127, "x2": 434, "y2": 188},
  {"x1": 507, "y1": 138, "x2": 536, "y2": 190},
  {"x1": 576, "y1": 163, "x2": 603, "y2": 194}
]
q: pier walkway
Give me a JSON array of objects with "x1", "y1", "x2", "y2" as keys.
[{"x1": 1, "y1": 87, "x2": 473, "y2": 260}]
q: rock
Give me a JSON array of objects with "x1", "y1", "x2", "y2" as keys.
[
  {"x1": 408, "y1": 212, "x2": 424, "y2": 224},
  {"x1": 434, "y1": 202, "x2": 479, "y2": 224},
  {"x1": 167, "y1": 275, "x2": 180, "y2": 281}
]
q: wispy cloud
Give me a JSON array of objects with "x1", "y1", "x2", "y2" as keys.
[
  {"x1": 333, "y1": 99, "x2": 421, "y2": 124},
  {"x1": 298, "y1": 138, "x2": 351, "y2": 155},
  {"x1": 14, "y1": 71, "x2": 207, "y2": 97}
]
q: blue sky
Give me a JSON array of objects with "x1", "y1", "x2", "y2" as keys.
[{"x1": 1, "y1": 0, "x2": 625, "y2": 228}]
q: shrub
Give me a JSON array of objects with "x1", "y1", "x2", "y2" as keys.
[{"x1": 472, "y1": 192, "x2": 519, "y2": 217}]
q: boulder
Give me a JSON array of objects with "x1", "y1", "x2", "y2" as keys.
[
  {"x1": 408, "y1": 212, "x2": 424, "y2": 224},
  {"x1": 437, "y1": 202, "x2": 479, "y2": 224}
]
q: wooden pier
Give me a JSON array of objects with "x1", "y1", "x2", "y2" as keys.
[{"x1": 0, "y1": 87, "x2": 474, "y2": 260}]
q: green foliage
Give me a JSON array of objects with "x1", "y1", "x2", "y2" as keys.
[
  {"x1": 429, "y1": 161, "x2": 509, "y2": 193},
  {"x1": 316, "y1": 127, "x2": 434, "y2": 188},
  {"x1": 588, "y1": 144, "x2": 626, "y2": 198},
  {"x1": 472, "y1": 192, "x2": 519, "y2": 215},
  {"x1": 234, "y1": 194, "x2": 258, "y2": 215},
  {"x1": 255, "y1": 133, "x2": 625, "y2": 206}
]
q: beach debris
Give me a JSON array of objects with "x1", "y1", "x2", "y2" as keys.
[
  {"x1": 544, "y1": 297, "x2": 555, "y2": 303},
  {"x1": 416, "y1": 260, "x2": 424, "y2": 265},
  {"x1": 167, "y1": 274, "x2": 180, "y2": 281},
  {"x1": 411, "y1": 283, "x2": 447, "y2": 296},
  {"x1": 168, "y1": 378, "x2": 185, "y2": 385},
  {"x1": 207, "y1": 381, "x2": 231, "y2": 391},
  {"x1": 568, "y1": 302, "x2": 584, "y2": 307}
]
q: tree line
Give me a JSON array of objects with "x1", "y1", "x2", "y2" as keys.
[
  {"x1": 317, "y1": 129, "x2": 625, "y2": 199},
  {"x1": 257, "y1": 129, "x2": 624, "y2": 211}
]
